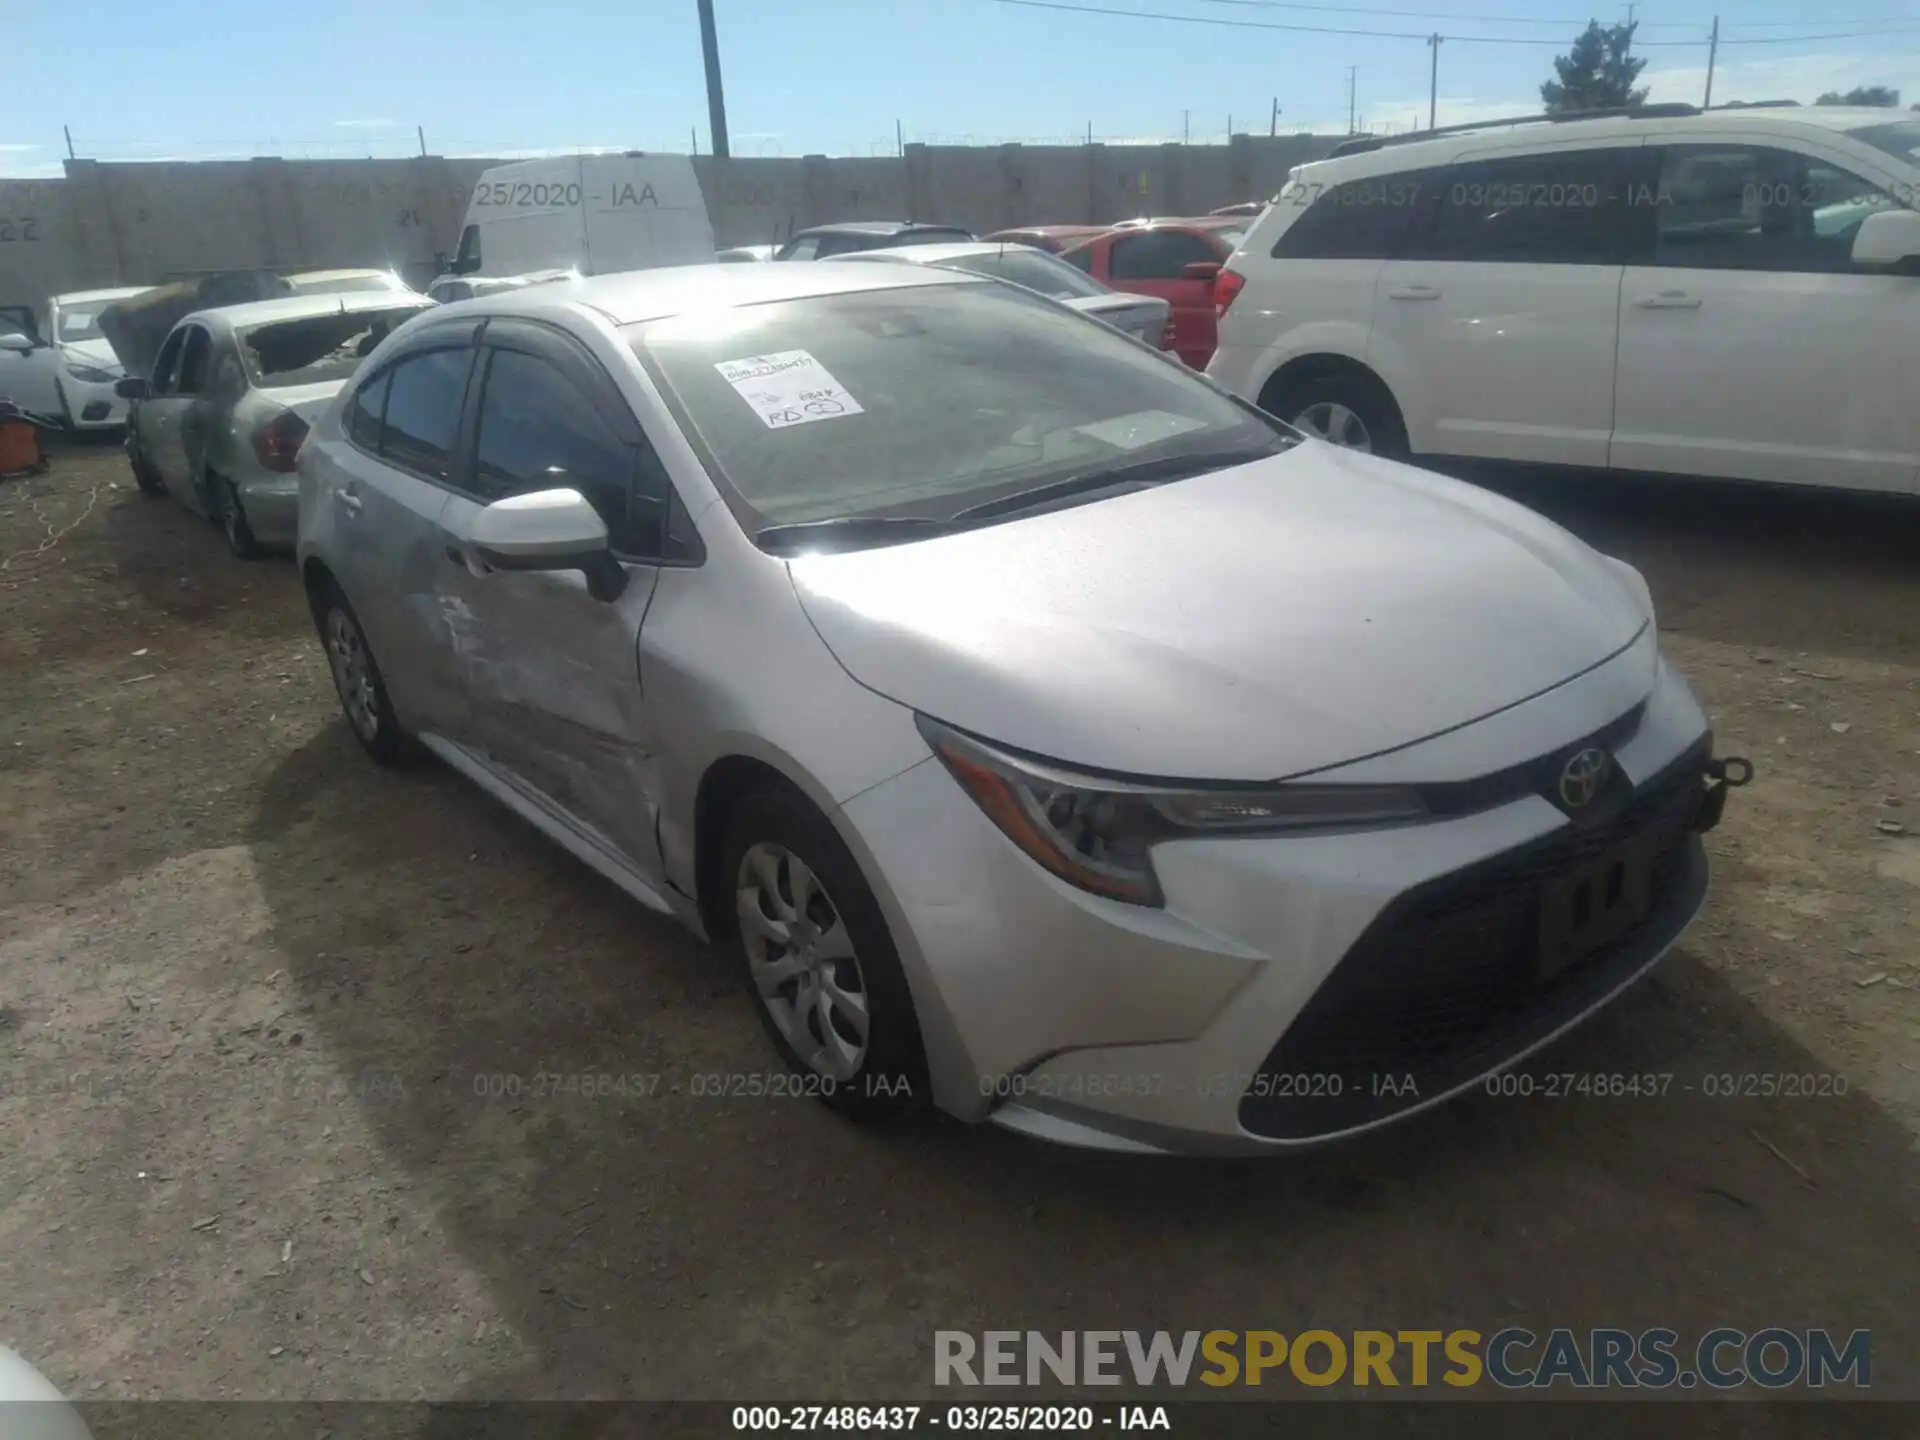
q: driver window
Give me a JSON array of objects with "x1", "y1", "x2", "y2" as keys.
[
  {"x1": 1647, "y1": 145, "x2": 1900, "y2": 274},
  {"x1": 176, "y1": 327, "x2": 213, "y2": 396},
  {"x1": 151, "y1": 329, "x2": 188, "y2": 394}
]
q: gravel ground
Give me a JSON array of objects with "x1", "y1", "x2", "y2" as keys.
[{"x1": 1, "y1": 433, "x2": 1917, "y2": 1405}]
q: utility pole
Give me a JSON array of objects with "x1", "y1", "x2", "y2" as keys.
[
  {"x1": 896, "y1": 119, "x2": 904, "y2": 156},
  {"x1": 1183, "y1": 110, "x2": 1191, "y2": 144},
  {"x1": 64, "y1": 125, "x2": 76, "y2": 161},
  {"x1": 696, "y1": 0, "x2": 731, "y2": 159},
  {"x1": 416, "y1": 125, "x2": 427, "y2": 156},
  {"x1": 1703, "y1": 16, "x2": 1720, "y2": 108},
  {"x1": 1427, "y1": 34, "x2": 1443, "y2": 130},
  {"x1": 1270, "y1": 97, "x2": 1280, "y2": 136},
  {"x1": 1346, "y1": 66, "x2": 1357, "y2": 134}
]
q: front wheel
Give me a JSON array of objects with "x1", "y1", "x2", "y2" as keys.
[
  {"x1": 129, "y1": 452, "x2": 166, "y2": 497},
  {"x1": 720, "y1": 787, "x2": 926, "y2": 1120},
  {"x1": 315, "y1": 584, "x2": 417, "y2": 766}
]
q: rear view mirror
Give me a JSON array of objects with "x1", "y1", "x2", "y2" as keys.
[
  {"x1": 114, "y1": 376, "x2": 149, "y2": 401},
  {"x1": 1850, "y1": 208, "x2": 1920, "y2": 272},
  {"x1": 1183, "y1": 261, "x2": 1223, "y2": 282},
  {"x1": 467, "y1": 487, "x2": 628, "y2": 601}
]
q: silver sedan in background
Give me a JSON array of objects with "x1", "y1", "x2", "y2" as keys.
[
  {"x1": 825, "y1": 241, "x2": 1171, "y2": 348},
  {"x1": 297, "y1": 262, "x2": 1740, "y2": 1155},
  {"x1": 115, "y1": 290, "x2": 434, "y2": 557}
]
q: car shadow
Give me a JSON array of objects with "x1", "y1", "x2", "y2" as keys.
[
  {"x1": 1430, "y1": 461, "x2": 1920, "y2": 665},
  {"x1": 249, "y1": 722, "x2": 1920, "y2": 1403}
]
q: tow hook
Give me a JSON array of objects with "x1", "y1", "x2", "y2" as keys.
[{"x1": 1694, "y1": 755, "x2": 1754, "y2": 833}]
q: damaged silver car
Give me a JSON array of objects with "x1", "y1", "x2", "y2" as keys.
[{"x1": 107, "y1": 288, "x2": 434, "y2": 557}]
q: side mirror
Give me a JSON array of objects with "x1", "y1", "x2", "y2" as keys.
[
  {"x1": 467, "y1": 487, "x2": 628, "y2": 601},
  {"x1": 1850, "y1": 208, "x2": 1920, "y2": 272},
  {"x1": 1183, "y1": 261, "x2": 1223, "y2": 282},
  {"x1": 114, "y1": 376, "x2": 150, "y2": 401},
  {"x1": 0, "y1": 332, "x2": 33, "y2": 354}
]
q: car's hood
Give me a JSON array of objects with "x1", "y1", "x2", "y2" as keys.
[
  {"x1": 788, "y1": 442, "x2": 1651, "y2": 780},
  {"x1": 58, "y1": 337, "x2": 122, "y2": 373},
  {"x1": 96, "y1": 271, "x2": 293, "y2": 380}
]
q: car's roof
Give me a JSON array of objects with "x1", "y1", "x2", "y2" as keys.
[
  {"x1": 989, "y1": 224, "x2": 1104, "y2": 236},
  {"x1": 52, "y1": 286, "x2": 152, "y2": 306},
  {"x1": 1303, "y1": 105, "x2": 1919, "y2": 181},
  {"x1": 792, "y1": 220, "x2": 971, "y2": 238},
  {"x1": 286, "y1": 268, "x2": 397, "y2": 281},
  {"x1": 186, "y1": 290, "x2": 435, "y2": 332},
  {"x1": 451, "y1": 259, "x2": 982, "y2": 327},
  {"x1": 821, "y1": 240, "x2": 1050, "y2": 266}
]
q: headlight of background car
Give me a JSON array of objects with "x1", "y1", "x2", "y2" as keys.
[
  {"x1": 917, "y1": 716, "x2": 1426, "y2": 908},
  {"x1": 64, "y1": 362, "x2": 119, "y2": 384}
]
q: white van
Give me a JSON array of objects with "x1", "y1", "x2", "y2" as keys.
[{"x1": 447, "y1": 154, "x2": 714, "y2": 281}]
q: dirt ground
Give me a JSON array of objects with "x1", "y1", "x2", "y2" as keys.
[{"x1": 1, "y1": 432, "x2": 1917, "y2": 1405}]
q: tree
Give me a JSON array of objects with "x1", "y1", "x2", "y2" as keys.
[
  {"x1": 1541, "y1": 21, "x2": 1649, "y2": 113},
  {"x1": 1815, "y1": 86, "x2": 1900, "y2": 106}
]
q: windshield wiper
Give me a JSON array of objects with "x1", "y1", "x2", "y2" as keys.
[
  {"x1": 950, "y1": 447, "x2": 1284, "y2": 525},
  {"x1": 753, "y1": 514, "x2": 956, "y2": 554}
]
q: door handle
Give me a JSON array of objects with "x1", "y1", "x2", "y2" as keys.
[
  {"x1": 1387, "y1": 284, "x2": 1441, "y2": 301},
  {"x1": 1635, "y1": 291, "x2": 1702, "y2": 309},
  {"x1": 338, "y1": 485, "x2": 364, "y2": 517}
]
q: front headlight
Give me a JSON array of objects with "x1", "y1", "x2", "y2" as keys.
[
  {"x1": 917, "y1": 716, "x2": 1427, "y2": 908},
  {"x1": 65, "y1": 362, "x2": 119, "y2": 384}
]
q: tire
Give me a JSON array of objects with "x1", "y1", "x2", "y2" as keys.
[
  {"x1": 215, "y1": 475, "x2": 263, "y2": 560},
  {"x1": 719, "y1": 786, "x2": 926, "y2": 1120},
  {"x1": 313, "y1": 581, "x2": 418, "y2": 766},
  {"x1": 1268, "y1": 371, "x2": 1408, "y2": 459},
  {"x1": 129, "y1": 452, "x2": 166, "y2": 497}
]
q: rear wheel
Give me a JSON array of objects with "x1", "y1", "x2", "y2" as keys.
[
  {"x1": 719, "y1": 786, "x2": 925, "y2": 1120},
  {"x1": 129, "y1": 452, "x2": 165, "y2": 497},
  {"x1": 1268, "y1": 372, "x2": 1408, "y2": 459},
  {"x1": 215, "y1": 476, "x2": 262, "y2": 560},
  {"x1": 315, "y1": 583, "x2": 417, "y2": 766}
]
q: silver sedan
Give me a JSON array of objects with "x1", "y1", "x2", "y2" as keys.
[
  {"x1": 115, "y1": 291, "x2": 434, "y2": 557},
  {"x1": 296, "y1": 261, "x2": 1741, "y2": 1154}
]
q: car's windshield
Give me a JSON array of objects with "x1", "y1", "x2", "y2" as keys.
[
  {"x1": 240, "y1": 305, "x2": 425, "y2": 388},
  {"x1": 55, "y1": 307, "x2": 109, "y2": 343},
  {"x1": 936, "y1": 247, "x2": 1108, "y2": 300},
  {"x1": 1848, "y1": 118, "x2": 1920, "y2": 172},
  {"x1": 631, "y1": 280, "x2": 1288, "y2": 538}
]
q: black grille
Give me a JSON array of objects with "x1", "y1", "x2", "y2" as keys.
[{"x1": 1238, "y1": 742, "x2": 1710, "y2": 1141}]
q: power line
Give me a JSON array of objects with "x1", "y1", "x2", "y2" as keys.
[
  {"x1": 984, "y1": 0, "x2": 1920, "y2": 45},
  {"x1": 1127, "y1": 0, "x2": 1920, "y2": 29}
]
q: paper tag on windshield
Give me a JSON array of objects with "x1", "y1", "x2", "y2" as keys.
[{"x1": 714, "y1": 350, "x2": 864, "y2": 430}]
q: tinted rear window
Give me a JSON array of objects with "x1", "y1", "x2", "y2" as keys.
[{"x1": 936, "y1": 248, "x2": 1108, "y2": 299}]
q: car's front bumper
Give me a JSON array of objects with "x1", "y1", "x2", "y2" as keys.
[
  {"x1": 839, "y1": 651, "x2": 1724, "y2": 1154},
  {"x1": 57, "y1": 375, "x2": 129, "y2": 430}
]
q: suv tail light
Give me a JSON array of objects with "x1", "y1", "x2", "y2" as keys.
[
  {"x1": 1214, "y1": 267, "x2": 1247, "y2": 318},
  {"x1": 253, "y1": 411, "x2": 311, "y2": 473}
]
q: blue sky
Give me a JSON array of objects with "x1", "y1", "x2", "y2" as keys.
[{"x1": 6, "y1": 0, "x2": 1919, "y2": 174}]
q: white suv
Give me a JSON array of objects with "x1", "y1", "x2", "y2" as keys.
[{"x1": 1207, "y1": 103, "x2": 1920, "y2": 495}]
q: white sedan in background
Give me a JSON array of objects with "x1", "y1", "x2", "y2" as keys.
[
  {"x1": 823, "y1": 241, "x2": 1171, "y2": 348},
  {"x1": 0, "y1": 285, "x2": 152, "y2": 429}
]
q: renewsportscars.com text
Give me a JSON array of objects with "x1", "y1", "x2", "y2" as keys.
[{"x1": 934, "y1": 1328, "x2": 1870, "y2": 1390}]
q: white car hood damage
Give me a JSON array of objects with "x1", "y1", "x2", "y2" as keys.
[{"x1": 787, "y1": 442, "x2": 1650, "y2": 781}]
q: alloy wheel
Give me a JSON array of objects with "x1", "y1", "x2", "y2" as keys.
[
  {"x1": 736, "y1": 842, "x2": 871, "y2": 1080},
  {"x1": 324, "y1": 607, "x2": 380, "y2": 743},
  {"x1": 1293, "y1": 401, "x2": 1374, "y2": 452}
]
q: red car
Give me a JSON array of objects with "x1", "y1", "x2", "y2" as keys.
[
  {"x1": 980, "y1": 225, "x2": 1108, "y2": 255},
  {"x1": 1058, "y1": 217, "x2": 1247, "y2": 369}
]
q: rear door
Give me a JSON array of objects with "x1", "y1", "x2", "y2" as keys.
[
  {"x1": 1610, "y1": 138, "x2": 1919, "y2": 492},
  {"x1": 1369, "y1": 139, "x2": 1642, "y2": 467},
  {"x1": 434, "y1": 319, "x2": 683, "y2": 874},
  {"x1": 327, "y1": 327, "x2": 481, "y2": 734},
  {"x1": 1105, "y1": 228, "x2": 1231, "y2": 367}
]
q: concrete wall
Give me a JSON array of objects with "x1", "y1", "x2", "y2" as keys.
[{"x1": 1, "y1": 135, "x2": 1344, "y2": 311}]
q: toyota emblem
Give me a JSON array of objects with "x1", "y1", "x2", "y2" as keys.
[{"x1": 1558, "y1": 747, "x2": 1610, "y2": 810}]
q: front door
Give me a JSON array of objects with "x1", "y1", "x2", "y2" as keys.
[
  {"x1": 1368, "y1": 139, "x2": 1642, "y2": 469},
  {"x1": 1610, "y1": 140, "x2": 1919, "y2": 493},
  {"x1": 140, "y1": 327, "x2": 197, "y2": 497},
  {"x1": 0, "y1": 306, "x2": 57, "y2": 417},
  {"x1": 1103, "y1": 229, "x2": 1229, "y2": 368},
  {"x1": 434, "y1": 325, "x2": 669, "y2": 875}
]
